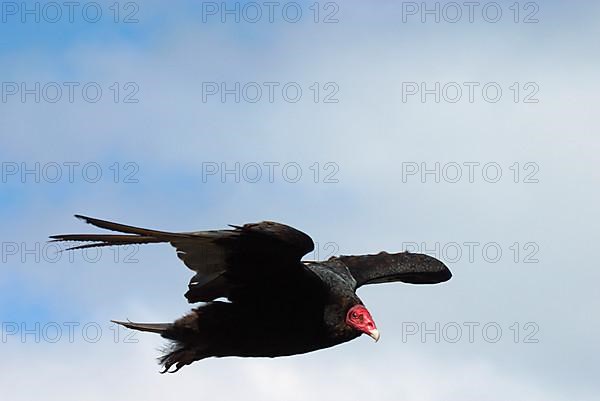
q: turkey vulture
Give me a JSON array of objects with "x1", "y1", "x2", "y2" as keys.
[{"x1": 50, "y1": 215, "x2": 451, "y2": 373}]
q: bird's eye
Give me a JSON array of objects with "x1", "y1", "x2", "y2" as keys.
[{"x1": 352, "y1": 312, "x2": 358, "y2": 318}]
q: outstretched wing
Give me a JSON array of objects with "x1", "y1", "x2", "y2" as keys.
[
  {"x1": 332, "y1": 251, "x2": 451, "y2": 289},
  {"x1": 50, "y1": 215, "x2": 323, "y2": 303}
]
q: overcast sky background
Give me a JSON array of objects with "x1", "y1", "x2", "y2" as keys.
[{"x1": 1, "y1": 1, "x2": 599, "y2": 400}]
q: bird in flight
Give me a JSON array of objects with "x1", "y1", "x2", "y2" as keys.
[{"x1": 51, "y1": 215, "x2": 452, "y2": 373}]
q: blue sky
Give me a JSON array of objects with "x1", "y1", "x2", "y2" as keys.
[{"x1": 1, "y1": 1, "x2": 599, "y2": 400}]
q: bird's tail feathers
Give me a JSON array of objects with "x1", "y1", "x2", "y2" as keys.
[
  {"x1": 112, "y1": 319, "x2": 204, "y2": 373},
  {"x1": 111, "y1": 320, "x2": 171, "y2": 334},
  {"x1": 49, "y1": 214, "x2": 189, "y2": 250},
  {"x1": 49, "y1": 235, "x2": 164, "y2": 250}
]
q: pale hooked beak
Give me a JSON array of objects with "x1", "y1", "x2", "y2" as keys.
[{"x1": 367, "y1": 328, "x2": 380, "y2": 342}]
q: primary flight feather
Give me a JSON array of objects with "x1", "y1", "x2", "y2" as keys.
[{"x1": 51, "y1": 215, "x2": 451, "y2": 373}]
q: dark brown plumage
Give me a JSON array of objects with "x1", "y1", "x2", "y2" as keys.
[{"x1": 50, "y1": 215, "x2": 451, "y2": 373}]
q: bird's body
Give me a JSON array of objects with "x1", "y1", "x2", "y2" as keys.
[{"x1": 51, "y1": 216, "x2": 451, "y2": 372}]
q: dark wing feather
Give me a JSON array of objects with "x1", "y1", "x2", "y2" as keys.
[
  {"x1": 51, "y1": 216, "x2": 320, "y2": 303},
  {"x1": 172, "y1": 221, "x2": 317, "y2": 302},
  {"x1": 333, "y1": 251, "x2": 451, "y2": 289}
]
